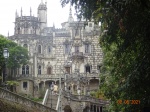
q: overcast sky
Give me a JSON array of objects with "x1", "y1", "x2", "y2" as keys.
[{"x1": 0, "y1": 0, "x2": 76, "y2": 36}]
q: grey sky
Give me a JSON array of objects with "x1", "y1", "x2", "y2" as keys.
[{"x1": 0, "y1": 0, "x2": 76, "y2": 36}]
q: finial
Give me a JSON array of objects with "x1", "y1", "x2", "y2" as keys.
[
  {"x1": 53, "y1": 22, "x2": 55, "y2": 28},
  {"x1": 68, "y1": 5, "x2": 74, "y2": 22},
  {"x1": 15, "y1": 9, "x2": 18, "y2": 18},
  {"x1": 21, "y1": 7, "x2": 22, "y2": 16},
  {"x1": 45, "y1": 0, "x2": 47, "y2": 5},
  {"x1": 30, "y1": 7, "x2": 32, "y2": 16},
  {"x1": 8, "y1": 31, "x2": 9, "y2": 38}
]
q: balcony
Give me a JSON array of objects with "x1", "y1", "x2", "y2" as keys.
[{"x1": 70, "y1": 52, "x2": 85, "y2": 60}]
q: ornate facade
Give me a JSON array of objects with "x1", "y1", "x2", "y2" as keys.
[{"x1": 8, "y1": 0, "x2": 103, "y2": 97}]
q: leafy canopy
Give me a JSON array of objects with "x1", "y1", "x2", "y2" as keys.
[{"x1": 60, "y1": 0, "x2": 150, "y2": 111}]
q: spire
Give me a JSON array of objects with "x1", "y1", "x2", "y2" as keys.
[
  {"x1": 45, "y1": 0, "x2": 47, "y2": 5},
  {"x1": 53, "y1": 22, "x2": 55, "y2": 28},
  {"x1": 68, "y1": 5, "x2": 74, "y2": 22},
  {"x1": 15, "y1": 9, "x2": 18, "y2": 18},
  {"x1": 30, "y1": 7, "x2": 32, "y2": 16},
  {"x1": 21, "y1": 7, "x2": 22, "y2": 16},
  {"x1": 8, "y1": 31, "x2": 9, "y2": 38}
]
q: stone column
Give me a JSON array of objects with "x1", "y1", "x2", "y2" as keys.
[
  {"x1": 43, "y1": 81, "x2": 46, "y2": 90},
  {"x1": 71, "y1": 83, "x2": 74, "y2": 94},
  {"x1": 33, "y1": 53, "x2": 37, "y2": 77}
]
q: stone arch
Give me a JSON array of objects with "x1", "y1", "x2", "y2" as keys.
[
  {"x1": 83, "y1": 106, "x2": 90, "y2": 112},
  {"x1": 63, "y1": 105, "x2": 72, "y2": 112}
]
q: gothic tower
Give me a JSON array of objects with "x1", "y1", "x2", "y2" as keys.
[{"x1": 38, "y1": 0, "x2": 47, "y2": 30}]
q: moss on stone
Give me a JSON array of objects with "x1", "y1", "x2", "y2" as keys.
[{"x1": 0, "y1": 98, "x2": 41, "y2": 112}]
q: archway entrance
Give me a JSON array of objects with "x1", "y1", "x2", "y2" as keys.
[{"x1": 64, "y1": 105, "x2": 72, "y2": 112}]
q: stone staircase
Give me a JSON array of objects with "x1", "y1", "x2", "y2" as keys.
[{"x1": 45, "y1": 91, "x2": 58, "y2": 110}]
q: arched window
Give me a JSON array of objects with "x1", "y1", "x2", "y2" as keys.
[
  {"x1": 48, "y1": 46, "x2": 51, "y2": 53},
  {"x1": 85, "y1": 44, "x2": 90, "y2": 53},
  {"x1": 85, "y1": 65, "x2": 91, "y2": 73},
  {"x1": 47, "y1": 67, "x2": 52, "y2": 75},
  {"x1": 38, "y1": 45, "x2": 41, "y2": 53},
  {"x1": 22, "y1": 65, "x2": 29, "y2": 75},
  {"x1": 38, "y1": 65, "x2": 41, "y2": 74},
  {"x1": 22, "y1": 65, "x2": 25, "y2": 74},
  {"x1": 26, "y1": 65, "x2": 29, "y2": 74}
]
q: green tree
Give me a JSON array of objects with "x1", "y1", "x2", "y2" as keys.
[
  {"x1": 0, "y1": 35, "x2": 29, "y2": 87},
  {"x1": 61, "y1": 0, "x2": 150, "y2": 111}
]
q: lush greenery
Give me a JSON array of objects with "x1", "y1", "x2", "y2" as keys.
[
  {"x1": 0, "y1": 35, "x2": 29, "y2": 89},
  {"x1": 61, "y1": 0, "x2": 150, "y2": 111}
]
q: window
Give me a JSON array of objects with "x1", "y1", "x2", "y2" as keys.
[
  {"x1": 75, "y1": 46, "x2": 79, "y2": 53},
  {"x1": 65, "y1": 44, "x2": 70, "y2": 54},
  {"x1": 38, "y1": 65, "x2": 41, "y2": 74},
  {"x1": 38, "y1": 45, "x2": 41, "y2": 53},
  {"x1": 26, "y1": 65, "x2": 29, "y2": 74},
  {"x1": 97, "y1": 65, "x2": 101, "y2": 73},
  {"x1": 85, "y1": 44, "x2": 90, "y2": 53},
  {"x1": 23, "y1": 82, "x2": 27, "y2": 89},
  {"x1": 22, "y1": 65, "x2": 25, "y2": 74},
  {"x1": 65, "y1": 67, "x2": 70, "y2": 74},
  {"x1": 85, "y1": 65, "x2": 91, "y2": 73},
  {"x1": 22, "y1": 65, "x2": 29, "y2": 75},
  {"x1": 47, "y1": 67, "x2": 52, "y2": 74},
  {"x1": 48, "y1": 46, "x2": 51, "y2": 53}
]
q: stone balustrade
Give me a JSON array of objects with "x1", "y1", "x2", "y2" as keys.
[
  {"x1": 15, "y1": 74, "x2": 33, "y2": 78},
  {"x1": 14, "y1": 73, "x2": 99, "y2": 80},
  {"x1": 62, "y1": 90, "x2": 109, "y2": 105},
  {"x1": 0, "y1": 87, "x2": 56, "y2": 112}
]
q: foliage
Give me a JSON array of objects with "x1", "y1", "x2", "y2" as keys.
[
  {"x1": 6, "y1": 81, "x2": 19, "y2": 86},
  {"x1": 0, "y1": 35, "x2": 29, "y2": 69},
  {"x1": 60, "y1": 0, "x2": 150, "y2": 111},
  {"x1": 0, "y1": 35, "x2": 29, "y2": 86}
]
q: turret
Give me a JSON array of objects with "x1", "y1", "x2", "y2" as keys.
[
  {"x1": 30, "y1": 7, "x2": 32, "y2": 16},
  {"x1": 21, "y1": 7, "x2": 23, "y2": 16},
  {"x1": 68, "y1": 6, "x2": 74, "y2": 23},
  {"x1": 38, "y1": 0, "x2": 47, "y2": 30}
]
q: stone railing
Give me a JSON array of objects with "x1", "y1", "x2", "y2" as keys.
[
  {"x1": 15, "y1": 74, "x2": 33, "y2": 78},
  {"x1": 37, "y1": 74, "x2": 62, "y2": 78},
  {"x1": 71, "y1": 52, "x2": 85, "y2": 59},
  {"x1": 62, "y1": 90, "x2": 109, "y2": 105},
  {"x1": 36, "y1": 73, "x2": 99, "y2": 80},
  {"x1": 0, "y1": 88, "x2": 56, "y2": 112}
]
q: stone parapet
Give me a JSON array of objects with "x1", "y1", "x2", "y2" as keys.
[{"x1": 0, "y1": 88, "x2": 56, "y2": 112}]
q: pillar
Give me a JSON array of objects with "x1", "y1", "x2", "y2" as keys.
[{"x1": 33, "y1": 53, "x2": 37, "y2": 77}]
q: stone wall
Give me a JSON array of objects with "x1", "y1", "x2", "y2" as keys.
[{"x1": 0, "y1": 87, "x2": 56, "y2": 112}]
